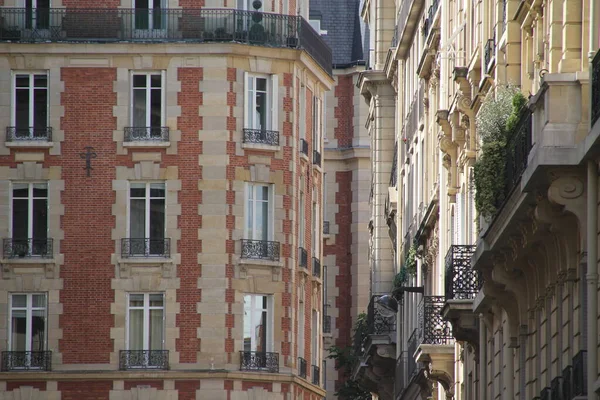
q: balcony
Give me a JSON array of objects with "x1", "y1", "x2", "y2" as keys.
[
  {"x1": 242, "y1": 128, "x2": 279, "y2": 146},
  {"x1": 121, "y1": 238, "x2": 171, "y2": 258},
  {"x1": 394, "y1": 0, "x2": 425, "y2": 58},
  {"x1": 300, "y1": 138, "x2": 309, "y2": 156},
  {"x1": 484, "y1": 33, "x2": 496, "y2": 74},
  {"x1": 323, "y1": 315, "x2": 331, "y2": 333},
  {"x1": 3, "y1": 238, "x2": 53, "y2": 259},
  {"x1": 1, "y1": 351, "x2": 52, "y2": 371},
  {"x1": 591, "y1": 50, "x2": 600, "y2": 127},
  {"x1": 299, "y1": 247, "x2": 308, "y2": 267},
  {"x1": 0, "y1": 8, "x2": 332, "y2": 75},
  {"x1": 312, "y1": 364, "x2": 320, "y2": 386},
  {"x1": 298, "y1": 357, "x2": 307, "y2": 378},
  {"x1": 239, "y1": 351, "x2": 279, "y2": 373},
  {"x1": 401, "y1": 84, "x2": 424, "y2": 159},
  {"x1": 241, "y1": 239, "x2": 280, "y2": 261},
  {"x1": 119, "y1": 350, "x2": 169, "y2": 370},
  {"x1": 312, "y1": 256, "x2": 321, "y2": 278},
  {"x1": 124, "y1": 126, "x2": 170, "y2": 143},
  {"x1": 572, "y1": 350, "x2": 587, "y2": 397},
  {"x1": 5, "y1": 126, "x2": 53, "y2": 145},
  {"x1": 312, "y1": 150, "x2": 321, "y2": 167},
  {"x1": 421, "y1": 0, "x2": 439, "y2": 40}
]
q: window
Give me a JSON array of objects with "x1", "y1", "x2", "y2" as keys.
[
  {"x1": 24, "y1": 0, "x2": 50, "y2": 29},
  {"x1": 10, "y1": 183, "x2": 48, "y2": 257},
  {"x1": 300, "y1": 85, "x2": 306, "y2": 139},
  {"x1": 130, "y1": 73, "x2": 165, "y2": 139},
  {"x1": 128, "y1": 183, "x2": 166, "y2": 256},
  {"x1": 311, "y1": 310, "x2": 319, "y2": 365},
  {"x1": 299, "y1": 189, "x2": 305, "y2": 248},
  {"x1": 134, "y1": 0, "x2": 166, "y2": 31},
  {"x1": 312, "y1": 95, "x2": 321, "y2": 152},
  {"x1": 12, "y1": 73, "x2": 49, "y2": 139},
  {"x1": 126, "y1": 293, "x2": 165, "y2": 368},
  {"x1": 244, "y1": 74, "x2": 278, "y2": 132},
  {"x1": 298, "y1": 287, "x2": 305, "y2": 357},
  {"x1": 243, "y1": 294, "x2": 272, "y2": 353},
  {"x1": 245, "y1": 183, "x2": 273, "y2": 241},
  {"x1": 312, "y1": 200, "x2": 319, "y2": 256},
  {"x1": 9, "y1": 293, "x2": 47, "y2": 369}
]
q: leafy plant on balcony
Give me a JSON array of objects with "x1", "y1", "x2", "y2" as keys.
[
  {"x1": 405, "y1": 243, "x2": 417, "y2": 276},
  {"x1": 394, "y1": 267, "x2": 408, "y2": 288},
  {"x1": 473, "y1": 85, "x2": 527, "y2": 220}
]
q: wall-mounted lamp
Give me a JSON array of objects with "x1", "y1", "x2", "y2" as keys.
[{"x1": 375, "y1": 286, "x2": 425, "y2": 317}]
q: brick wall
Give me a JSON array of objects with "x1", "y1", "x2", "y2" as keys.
[
  {"x1": 6, "y1": 381, "x2": 46, "y2": 391},
  {"x1": 334, "y1": 76, "x2": 354, "y2": 148},
  {"x1": 174, "y1": 380, "x2": 200, "y2": 400},
  {"x1": 58, "y1": 381, "x2": 112, "y2": 400}
]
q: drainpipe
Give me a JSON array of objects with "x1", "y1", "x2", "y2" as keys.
[{"x1": 587, "y1": 159, "x2": 598, "y2": 397}]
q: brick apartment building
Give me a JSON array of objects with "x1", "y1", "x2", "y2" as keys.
[{"x1": 0, "y1": 1, "x2": 333, "y2": 399}]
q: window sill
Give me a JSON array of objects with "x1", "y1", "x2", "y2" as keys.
[
  {"x1": 117, "y1": 257, "x2": 173, "y2": 265},
  {"x1": 299, "y1": 152, "x2": 309, "y2": 162},
  {"x1": 1, "y1": 257, "x2": 56, "y2": 264},
  {"x1": 241, "y1": 142, "x2": 280, "y2": 152},
  {"x1": 122, "y1": 141, "x2": 171, "y2": 148},
  {"x1": 5, "y1": 141, "x2": 53, "y2": 148},
  {"x1": 239, "y1": 258, "x2": 283, "y2": 268}
]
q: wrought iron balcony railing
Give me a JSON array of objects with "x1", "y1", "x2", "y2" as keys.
[
  {"x1": 323, "y1": 314, "x2": 331, "y2": 333},
  {"x1": 312, "y1": 256, "x2": 321, "y2": 278},
  {"x1": 241, "y1": 239, "x2": 280, "y2": 261},
  {"x1": 562, "y1": 365, "x2": 572, "y2": 400},
  {"x1": 1, "y1": 351, "x2": 52, "y2": 371},
  {"x1": 124, "y1": 126, "x2": 169, "y2": 142},
  {"x1": 298, "y1": 356, "x2": 307, "y2": 378},
  {"x1": 312, "y1": 364, "x2": 320, "y2": 386},
  {"x1": 484, "y1": 34, "x2": 496, "y2": 74},
  {"x1": 121, "y1": 238, "x2": 171, "y2": 258},
  {"x1": 401, "y1": 84, "x2": 424, "y2": 152},
  {"x1": 422, "y1": 0, "x2": 439, "y2": 39},
  {"x1": 592, "y1": 50, "x2": 600, "y2": 126},
  {"x1": 417, "y1": 296, "x2": 453, "y2": 345},
  {"x1": 239, "y1": 351, "x2": 279, "y2": 373},
  {"x1": 119, "y1": 350, "x2": 169, "y2": 370},
  {"x1": 0, "y1": 8, "x2": 332, "y2": 75},
  {"x1": 6, "y1": 126, "x2": 52, "y2": 142},
  {"x1": 242, "y1": 128, "x2": 279, "y2": 146},
  {"x1": 444, "y1": 244, "x2": 480, "y2": 300},
  {"x1": 550, "y1": 377, "x2": 561, "y2": 400},
  {"x1": 300, "y1": 138, "x2": 309, "y2": 156},
  {"x1": 539, "y1": 387, "x2": 551, "y2": 400},
  {"x1": 3, "y1": 238, "x2": 53, "y2": 258},
  {"x1": 367, "y1": 295, "x2": 396, "y2": 335},
  {"x1": 299, "y1": 247, "x2": 308, "y2": 267},
  {"x1": 323, "y1": 220, "x2": 330, "y2": 235},
  {"x1": 312, "y1": 150, "x2": 321, "y2": 167},
  {"x1": 572, "y1": 350, "x2": 587, "y2": 396}
]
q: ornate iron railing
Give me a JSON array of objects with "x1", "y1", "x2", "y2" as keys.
[
  {"x1": 484, "y1": 34, "x2": 496, "y2": 74},
  {"x1": 0, "y1": 8, "x2": 332, "y2": 75},
  {"x1": 300, "y1": 138, "x2": 309, "y2": 155},
  {"x1": 562, "y1": 365, "x2": 572, "y2": 400},
  {"x1": 323, "y1": 220, "x2": 330, "y2": 235},
  {"x1": 1, "y1": 351, "x2": 52, "y2": 371},
  {"x1": 444, "y1": 245, "x2": 480, "y2": 300},
  {"x1": 3, "y1": 238, "x2": 53, "y2": 258},
  {"x1": 401, "y1": 84, "x2": 423, "y2": 148},
  {"x1": 312, "y1": 364, "x2": 320, "y2": 386},
  {"x1": 591, "y1": 50, "x2": 600, "y2": 126},
  {"x1": 323, "y1": 315, "x2": 331, "y2": 333},
  {"x1": 121, "y1": 238, "x2": 171, "y2": 258},
  {"x1": 119, "y1": 350, "x2": 169, "y2": 370},
  {"x1": 406, "y1": 329, "x2": 418, "y2": 376},
  {"x1": 313, "y1": 150, "x2": 321, "y2": 167},
  {"x1": 239, "y1": 351, "x2": 279, "y2": 373},
  {"x1": 298, "y1": 357, "x2": 307, "y2": 378},
  {"x1": 241, "y1": 239, "x2": 280, "y2": 261},
  {"x1": 299, "y1": 247, "x2": 308, "y2": 267},
  {"x1": 550, "y1": 377, "x2": 562, "y2": 400},
  {"x1": 417, "y1": 296, "x2": 453, "y2": 345},
  {"x1": 312, "y1": 256, "x2": 321, "y2": 278},
  {"x1": 539, "y1": 387, "x2": 551, "y2": 400},
  {"x1": 242, "y1": 128, "x2": 279, "y2": 146},
  {"x1": 572, "y1": 350, "x2": 587, "y2": 396},
  {"x1": 367, "y1": 295, "x2": 396, "y2": 335},
  {"x1": 124, "y1": 126, "x2": 169, "y2": 142},
  {"x1": 422, "y1": 0, "x2": 439, "y2": 39},
  {"x1": 6, "y1": 126, "x2": 52, "y2": 142}
]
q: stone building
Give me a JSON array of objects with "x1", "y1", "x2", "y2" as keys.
[
  {"x1": 355, "y1": 0, "x2": 600, "y2": 399},
  {"x1": 0, "y1": 1, "x2": 333, "y2": 399}
]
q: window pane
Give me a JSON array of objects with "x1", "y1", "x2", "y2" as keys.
[
  {"x1": 260, "y1": 200, "x2": 268, "y2": 241},
  {"x1": 11, "y1": 309, "x2": 26, "y2": 351},
  {"x1": 31, "y1": 309, "x2": 45, "y2": 351},
  {"x1": 150, "y1": 183, "x2": 164, "y2": 197},
  {"x1": 150, "y1": 75, "x2": 161, "y2": 88},
  {"x1": 258, "y1": 186, "x2": 268, "y2": 201},
  {"x1": 150, "y1": 88, "x2": 161, "y2": 128},
  {"x1": 243, "y1": 295, "x2": 252, "y2": 351},
  {"x1": 256, "y1": 77, "x2": 267, "y2": 91},
  {"x1": 246, "y1": 197, "x2": 253, "y2": 236},
  {"x1": 130, "y1": 199, "x2": 146, "y2": 238},
  {"x1": 33, "y1": 88, "x2": 48, "y2": 130},
  {"x1": 255, "y1": 200, "x2": 264, "y2": 240},
  {"x1": 149, "y1": 308, "x2": 163, "y2": 350},
  {"x1": 32, "y1": 198, "x2": 48, "y2": 240},
  {"x1": 33, "y1": 183, "x2": 47, "y2": 197},
  {"x1": 32, "y1": 294, "x2": 45, "y2": 308},
  {"x1": 129, "y1": 294, "x2": 144, "y2": 307},
  {"x1": 133, "y1": 88, "x2": 147, "y2": 127},
  {"x1": 16, "y1": 75, "x2": 30, "y2": 88},
  {"x1": 13, "y1": 183, "x2": 29, "y2": 197},
  {"x1": 130, "y1": 184, "x2": 146, "y2": 198},
  {"x1": 149, "y1": 198, "x2": 165, "y2": 239},
  {"x1": 33, "y1": 75, "x2": 47, "y2": 88},
  {"x1": 149, "y1": 294, "x2": 163, "y2": 307},
  {"x1": 128, "y1": 309, "x2": 144, "y2": 350},
  {"x1": 256, "y1": 91, "x2": 267, "y2": 130},
  {"x1": 12, "y1": 294, "x2": 27, "y2": 308},
  {"x1": 12, "y1": 198, "x2": 29, "y2": 239},
  {"x1": 16, "y1": 88, "x2": 30, "y2": 131},
  {"x1": 133, "y1": 75, "x2": 147, "y2": 88}
]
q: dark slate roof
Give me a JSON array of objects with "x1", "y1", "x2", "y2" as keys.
[{"x1": 309, "y1": 0, "x2": 369, "y2": 68}]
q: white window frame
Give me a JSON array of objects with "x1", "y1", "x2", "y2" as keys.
[
  {"x1": 244, "y1": 73, "x2": 278, "y2": 131},
  {"x1": 299, "y1": 189, "x2": 305, "y2": 248},
  {"x1": 8, "y1": 293, "x2": 47, "y2": 369},
  {"x1": 127, "y1": 182, "x2": 166, "y2": 239},
  {"x1": 9, "y1": 182, "x2": 48, "y2": 240},
  {"x1": 11, "y1": 71, "x2": 49, "y2": 137},
  {"x1": 300, "y1": 85, "x2": 306, "y2": 139},
  {"x1": 243, "y1": 294, "x2": 274, "y2": 353},
  {"x1": 129, "y1": 71, "x2": 166, "y2": 131},
  {"x1": 312, "y1": 310, "x2": 319, "y2": 365},
  {"x1": 133, "y1": 0, "x2": 168, "y2": 32},
  {"x1": 125, "y1": 292, "x2": 165, "y2": 352},
  {"x1": 244, "y1": 183, "x2": 274, "y2": 241}
]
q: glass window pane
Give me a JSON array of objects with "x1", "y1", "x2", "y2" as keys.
[
  {"x1": 16, "y1": 88, "x2": 30, "y2": 131},
  {"x1": 13, "y1": 184, "x2": 29, "y2": 197},
  {"x1": 256, "y1": 77, "x2": 267, "y2": 91},
  {"x1": 255, "y1": 200, "x2": 264, "y2": 240},
  {"x1": 256, "y1": 91, "x2": 267, "y2": 130},
  {"x1": 133, "y1": 75, "x2": 147, "y2": 88},
  {"x1": 16, "y1": 75, "x2": 30, "y2": 88},
  {"x1": 149, "y1": 294, "x2": 163, "y2": 307},
  {"x1": 150, "y1": 88, "x2": 161, "y2": 128},
  {"x1": 32, "y1": 198, "x2": 48, "y2": 240},
  {"x1": 150, "y1": 75, "x2": 161, "y2": 88},
  {"x1": 150, "y1": 183, "x2": 164, "y2": 197},
  {"x1": 149, "y1": 198, "x2": 165, "y2": 240},
  {"x1": 246, "y1": 197, "x2": 253, "y2": 236},
  {"x1": 33, "y1": 183, "x2": 47, "y2": 197},
  {"x1": 130, "y1": 183, "x2": 146, "y2": 198},
  {"x1": 34, "y1": 75, "x2": 47, "y2": 88},
  {"x1": 12, "y1": 198, "x2": 29, "y2": 239},
  {"x1": 149, "y1": 309, "x2": 163, "y2": 350},
  {"x1": 130, "y1": 199, "x2": 146, "y2": 238},
  {"x1": 31, "y1": 309, "x2": 45, "y2": 351},
  {"x1": 11, "y1": 309, "x2": 26, "y2": 351},
  {"x1": 260, "y1": 200, "x2": 268, "y2": 240},
  {"x1": 33, "y1": 88, "x2": 48, "y2": 130},
  {"x1": 133, "y1": 88, "x2": 147, "y2": 127},
  {"x1": 258, "y1": 186, "x2": 268, "y2": 201},
  {"x1": 128, "y1": 309, "x2": 144, "y2": 350},
  {"x1": 12, "y1": 294, "x2": 27, "y2": 308},
  {"x1": 243, "y1": 295, "x2": 252, "y2": 351},
  {"x1": 32, "y1": 294, "x2": 46, "y2": 308},
  {"x1": 129, "y1": 294, "x2": 144, "y2": 307}
]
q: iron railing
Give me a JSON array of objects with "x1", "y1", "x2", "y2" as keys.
[
  {"x1": 591, "y1": 50, "x2": 600, "y2": 126},
  {"x1": 119, "y1": 350, "x2": 169, "y2": 370},
  {"x1": 298, "y1": 357, "x2": 307, "y2": 378},
  {"x1": 422, "y1": 0, "x2": 439, "y2": 39},
  {"x1": 550, "y1": 377, "x2": 561, "y2": 400},
  {"x1": 121, "y1": 238, "x2": 171, "y2": 258},
  {"x1": 562, "y1": 365, "x2": 572, "y2": 400},
  {"x1": 390, "y1": 141, "x2": 398, "y2": 187},
  {"x1": 444, "y1": 245, "x2": 480, "y2": 300},
  {"x1": 241, "y1": 239, "x2": 280, "y2": 261},
  {"x1": 367, "y1": 295, "x2": 396, "y2": 335},
  {"x1": 6, "y1": 126, "x2": 52, "y2": 142},
  {"x1": 239, "y1": 351, "x2": 279, "y2": 373},
  {"x1": 407, "y1": 329, "x2": 419, "y2": 375},
  {"x1": 539, "y1": 387, "x2": 551, "y2": 400},
  {"x1": 242, "y1": 128, "x2": 279, "y2": 146},
  {"x1": 313, "y1": 150, "x2": 321, "y2": 167},
  {"x1": 300, "y1": 138, "x2": 309, "y2": 155},
  {"x1": 417, "y1": 296, "x2": 453, "y2": 345},
  {"x1": 573, "y1": 350, "x2": 587, "y2": 396},
  {"x1": 323, "y1": 315, "x2": 331, "y2": 333},
  {"x1": 0, "y1": 8, "x2": 332, "y2": 75},
  {"x1": 401, "y1": 84, "x2": 424, "y2": 149},
  {"x1": 484, "y1": 33, "x2": 496, "y2": 74},
  {"x1": 3, "y1": 238, "x2": 53, "y2": 258},
  {"x1": 323, "y1": 220, "x2": 330, "y2": 235},
  {"x1": 1, "y1": 351, "x2": 52, "y2": 371},
  {"x1": 312, "y1": 364, "x2": 320, "y2": 386},
  {"x1": 500, "y1": 110, "x2": 533, "y2": 209},
  {"x1": 124, "y1": 126, "x2": 170, "y2": 142},
  {"x1": 312, "y1": 256, "x2": 321, "y2": 278},
  {"x1": 299, "y1": 247, "x2": 308, "y2": 267}
]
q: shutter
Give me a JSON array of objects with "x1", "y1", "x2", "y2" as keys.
[
  {"x1": 270, "y1": 74, "x2": 279, "y2": 132},
  {"x1": 243, "y1": 72, "x2": 250, "y2": 129}
]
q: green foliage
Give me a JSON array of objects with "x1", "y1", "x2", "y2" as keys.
[
  {"x1": 405, "y1": 244, "x2": 417, "y2": 276},
  {"x1": 473, "y1": 141, "x2": 506, "y2": 219},
  {"x1": 394, "y1": 268, "x2": 408, "y2": 288}
]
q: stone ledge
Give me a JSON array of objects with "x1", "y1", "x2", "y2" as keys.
[
  {"x1": 5, "y1": 141, "x2": 54, "y2": 148},
  {"x1": 122, "y1": 141, "x2": 171, "y2": 148},
  {"x1": 241, "y1": 142, "x2": 280, "y2": 152}
]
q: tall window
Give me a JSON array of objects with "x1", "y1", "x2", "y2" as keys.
[
  {"x1": 11, "y1": 183, "x2": 48, "y2": 257},
  {"x1": 127, "y1": 293, "x2": 164, "y2": 366},
  {"x1": 312, "y1": 200, "x2": 318, "y2": 256},
  {"x1": 129, "y1": 183, "x2": 165, "y2": 255},
  {"x1": 24, "y1": 0, "x2": 50, "y2": 29},
  {"x1": 298, "y1": 288, "x2": 305, "y2": 357},
  {"x1": 134, "y1": 0, "x2": 166, "y2": 30},
  {"x1": 131, "y1": 73, "x2": 164, "y2": 138},
  {"x1": 246, "y1": 183, "x2": 272, "y2": 241},
  {"x1": 243, "y1": 294, "x2": 272, "y2": 353},
  {"x1": 9, "y1": 293, "x2": 47, "y2": 368},
  {"x1": 311, "y1": 310, "x2": 319, "y2": 365},
  {"x1": 299, "y1": 189, "x2": 305, "y2": 248},
  {"x1": 312, "y1": 96, "x2": 321, "y2": 152},
  {"x1": 13, "y1": 73, "x2": 48, "y2": 139},
  {"x1": 245, "y1": 74, "x2": 278, "y2": 131}
]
